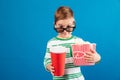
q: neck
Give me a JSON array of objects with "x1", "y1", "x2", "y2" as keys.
[{"x1": 57, "y1": 34, "x2": 72, "y2": 39}]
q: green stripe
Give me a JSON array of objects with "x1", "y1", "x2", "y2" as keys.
[
  {"x1": 66, "y1": 53, "x2": 72, "y2": 58},
  {"x1": 53, "y1": 77, "x2": 66, "y2": 80},
  {"x1": 69, "y1": 47, "x2": 73, "y2": 57},
  {"x1": 64, "y1": 73, "x2": 82, "y2": 79},
  {"x1": 51, "y1": 43, "x2": 74, "y2": 48},
  {"x1": 46, "y1": 48, "x2": 50, "y2": 53},
  {"x1": 44, "y1": 62, "x2": 51, "y2": 67},
  {"x1": 59, "y1": 43, "x2": 72, "y2": 48},
  {"x1": 44, "y1": 58, "x2": 51, "y2": 63},
  {"x1": 48, "y1": 36, "x2": 77, "y2": 42},
  {"x1": 44, "y1": 58, "x2": 51, "y2": 62},
  {"x1": 65, "y1": 63, "x2": 79, "y2": 69},
  {"x1": 44, "y1": 58, "x2": 51, "y2": 66},
  {"x1": 53, "y1": 73, "x2": 82, "y2": 80},
  {"x1": 55, "y1": 36, "x2": 74, "y2": 40}
]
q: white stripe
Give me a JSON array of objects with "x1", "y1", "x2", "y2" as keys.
[
  {"x1": 69, "y1": 75, "x2": 85, "y2": 80},
  {"x1": 49, "y1": 39, "x2": 75, "y2": 46},
  {"x1": 74, "y1": 38, "x2": 85, "y2": 44},
  {"x1": 65, "y1": 57, "x2": 73, "y2": 64},
  {"x1": 48, "y1": 37, "x2": 87, "y2": 47},
  {"x1": 45, "y1": 53, "x2": 51, "y2": 58},
  {"x1": 66, "y1": 48, "x2": 70, "y2": 53},
  {"x1": 64, "y1": 67, "x2": 81, "y2": 74}
]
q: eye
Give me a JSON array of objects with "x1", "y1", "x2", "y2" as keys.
[
  {"x1": 67, "y1": 25, "x2": 71, "y2": 28},
  {"x1": 67, "y1": 25, "x2": 75, "y2": 28},
  {"x1": 55, "y1": 25, "x2": 63, "y2": 29},
  {"x1": 59, "y1": 25, "x2": 63, "y2": 28}
]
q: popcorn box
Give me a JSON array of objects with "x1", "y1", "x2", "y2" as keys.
[{"x1": 72, "y1": 43, "x2": 96, "y2": 66}]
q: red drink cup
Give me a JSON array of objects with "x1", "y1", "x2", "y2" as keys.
[{"x1": 50, "y1": 46, "x2": 66, "y2": 76}]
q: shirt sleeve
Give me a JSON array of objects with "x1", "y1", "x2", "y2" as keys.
[
  {"x1": 74, "y1": 37, "x2": 86, "y2": 44},
  {"x1": 75, "y1": 37, "x2": 94, "y2": 44},
  {"x1": 43, "y1": 42, "x2": 51, "y2": 71}
]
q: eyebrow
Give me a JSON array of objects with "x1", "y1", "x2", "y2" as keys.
[
  {"x1": 57, "y1": 22, "x2": 75, "y2": 26},
  {"x1": 58, "y1": 24, "x2": 63, "y2": 26}
]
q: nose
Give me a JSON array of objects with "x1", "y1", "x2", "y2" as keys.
[{"x1": 63, "y1": 29, "x2": 67, "y2": 33}]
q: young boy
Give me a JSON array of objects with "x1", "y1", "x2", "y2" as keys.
[{"x1": 44, "y1": 6, "x2": 101, "y2": 80}]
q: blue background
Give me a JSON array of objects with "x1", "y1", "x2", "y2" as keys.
[{"x1": 0, "y1": 0, "x2": 120, "y2": 80}]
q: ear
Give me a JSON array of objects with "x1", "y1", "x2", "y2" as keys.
[
  {"x1": 73, "y1": 19, "x2": 76, "y2": 23},
  {"x1": 53, "y1": 22, "x2": 56, "y2": 28},
  {"x1": 54, "y1": 25, "x2": 57, "y2": 28},
  {"x1": 54, "y1": 24, "x2": 57, "y2": 28}
]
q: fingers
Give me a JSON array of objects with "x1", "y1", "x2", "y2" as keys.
[
  {"x1": 50, "y1": 66, "x2": 55, "y2": 75},
  {"x1": 46, "y1": 63, "x2": 55, "y2": 75},
  {"x1": 50, "y1": 66, "x2": 55, "y2": 72},
  {"x1": 84, "y1": 57, "x2": 95, "y2": 63},
  {"x1": 85, "y1": 52, "x2": 94, "y2": 58},
  {"x1": 90, "y1": 49, "x2": 96, "y2": 53},
  {"x1": 84, "y1": 52, "x2": 95, "y2": 63}
]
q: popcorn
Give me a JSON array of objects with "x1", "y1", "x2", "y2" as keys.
[{"x1": 72, "y1": 43, "x2": 96, "y2": 66}]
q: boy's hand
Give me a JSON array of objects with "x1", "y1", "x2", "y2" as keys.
[
  {"x1": 46, "y1": 63, "x2": 55, "y2": 75},
  {"x1": 84, "y1": 49, "x2": 101, "y2": 63}
]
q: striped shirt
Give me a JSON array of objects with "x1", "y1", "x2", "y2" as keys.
[{"x1": 44, "y1": 36, "x2": 87, "y2": 80}]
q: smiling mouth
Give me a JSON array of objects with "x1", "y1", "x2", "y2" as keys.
[{"x1": 62, "y1": 32, "x2": 69, "y2": 35}]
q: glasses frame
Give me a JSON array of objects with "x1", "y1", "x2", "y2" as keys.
[{"x1": 54, "y1": 22, "x2": 76, "y2": 33}]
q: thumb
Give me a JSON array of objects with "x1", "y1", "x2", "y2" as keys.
[{"x1": 90, "y1": 49, "x2": 95, "y2": 53}]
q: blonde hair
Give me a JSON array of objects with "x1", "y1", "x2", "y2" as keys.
[{"x1": 54, "y1": 6, "x2": 74, "y2": 24}]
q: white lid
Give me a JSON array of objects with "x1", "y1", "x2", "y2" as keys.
[{"x1": 50, "y1": 46, "x2": 66, "y2": 53}]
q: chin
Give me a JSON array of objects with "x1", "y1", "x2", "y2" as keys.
[
  {"x1": 62, "y1": 34, "x2": 71, "y2": 38},
  {"x1": 59, "y1": 32, "x2": 71, "y2": 38}
]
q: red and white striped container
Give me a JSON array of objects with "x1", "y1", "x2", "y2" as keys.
[{"x1": 72, "y1": 43, "x2": 96, "y2": 66}]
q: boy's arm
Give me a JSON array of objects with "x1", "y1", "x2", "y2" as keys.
[{"x1": 44, "y1": 45, "x2": 51, "y2": 71}]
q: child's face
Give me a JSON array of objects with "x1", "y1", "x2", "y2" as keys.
[{"x1": 54, "y1": 18, "x2": 75, "y2": 38}]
